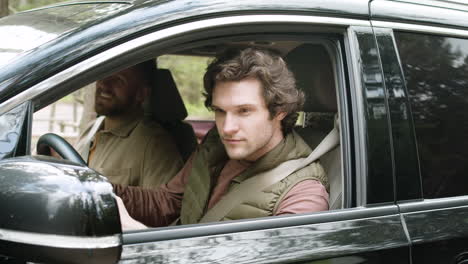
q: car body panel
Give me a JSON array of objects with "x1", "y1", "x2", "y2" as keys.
[
  {"x1": 370, "y1": 2, "x2": 468, "y2": 263},
  {"x1": 371, "y1": 0, "x2": 468, "y2": 29},
  {"x1": 372, "y1": 28, "x2": 422, "y2": 201},
  {"x1": 351, "y1": 27, "x2": 395, "y2": 205},
  {"x1": 121, "y1": 207, "x2": 409, "y2": 263},
  {"x1": 400, "y1": 199, "x2": 468, "y2": 264},
  {"x1": 0, "y1": 3, "x2": 130, "y2": 68},
  {"x1": 0, "y1": 156, "x2": 122, "y2": 263}
]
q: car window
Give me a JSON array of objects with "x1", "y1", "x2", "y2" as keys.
[
  {"x1": 31, "y1": 88, "x2": 86, "y2": 153},
  {"x1": 395, "y1": 32, "x2": 468, "y2": 199},
  {"x1": 28, "y1": 35, "x2": 348, "y2": 227}
]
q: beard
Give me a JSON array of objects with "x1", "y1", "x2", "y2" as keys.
[{"x1": 94, "y1": 91, "x2": 137, "y2": 117}]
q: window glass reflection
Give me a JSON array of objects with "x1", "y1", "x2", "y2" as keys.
[
  {"x1": 395, "y1": 32, "x2": 468, "y2": 199},
  {"x1": 376, "y1": 32, "x2": 422, "y2": 201},
  {"x1": 355, "y1": 30, "x2": 394, "y2": 204}
]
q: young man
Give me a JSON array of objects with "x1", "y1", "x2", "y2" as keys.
[
  {"x1": 114, "y1": 48, "x2": 329, "y2": 230},
  {"x1": 75, "y1": 61, "x2": 183, "y2": 188}
]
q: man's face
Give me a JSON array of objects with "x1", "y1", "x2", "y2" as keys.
[
  {"x1": 95, "y1": 68, "x2": 145, "y2": 116},
  {"x1": 212, "y1": 78, "x2": 285, "y2": 161}
]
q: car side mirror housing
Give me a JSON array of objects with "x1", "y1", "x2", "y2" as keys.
[{"x1": 0, "y1": 156, "x2": 122, "y2": 264}]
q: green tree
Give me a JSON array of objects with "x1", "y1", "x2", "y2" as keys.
[{"x1": 396, "y1": 32, "x2": 468, "y2": 198}]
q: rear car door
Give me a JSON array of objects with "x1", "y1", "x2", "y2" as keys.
[{"x1": 372, "y1": 1, "x2": 468, "y2": 263}]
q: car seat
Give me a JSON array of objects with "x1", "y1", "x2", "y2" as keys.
[
  {"x1": 285, "y1": 43, "x2": 343, "y2": 210},
  {"x1": 148, "y1": 69, "x2": 198, "y2": 162}
]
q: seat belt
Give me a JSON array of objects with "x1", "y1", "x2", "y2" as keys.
[
  {"x1": 75, "y1": 115, "x2": 105, "y2": 163},
  {"x1": 199, "y1": 125, "x2": 340, "y2": 223}
]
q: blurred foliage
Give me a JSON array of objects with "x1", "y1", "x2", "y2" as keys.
[
  {"x1": 158, "y1": 55, "x2": 214, "y2": 119},
  {"x1": 9, "y1": 0, "x2": 70, "y2": 12}
]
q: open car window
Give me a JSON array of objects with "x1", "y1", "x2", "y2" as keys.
[{"x1": 29, "y1": 34, "x2": 347, "y2": 212}]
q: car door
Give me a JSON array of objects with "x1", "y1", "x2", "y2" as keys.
[
  {"x1": 107, "y1": 16, "x2": 411, "y2": 264},
  {"x1": 371, "y1": 1, "x2": 468, "y2": 263},
  {"x1": 0, "y1": 2, "x2": 413, "y2": 263}
]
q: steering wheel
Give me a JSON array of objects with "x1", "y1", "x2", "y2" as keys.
[{"x1": 37, "y1": 133, "x2": 86, "y2": 166}]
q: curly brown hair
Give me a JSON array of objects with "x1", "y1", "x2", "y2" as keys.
[{"x1": 203, "y1": 47, "x2": 304, "y2": 135}]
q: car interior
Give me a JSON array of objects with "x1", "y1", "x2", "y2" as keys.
[{"x1": 31, "y1": 37, "x2": 344, "y2": 213}]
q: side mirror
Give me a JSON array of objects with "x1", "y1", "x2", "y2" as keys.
[{"x1": 0, "y1": 156, "x2": 122, "y2": 264}]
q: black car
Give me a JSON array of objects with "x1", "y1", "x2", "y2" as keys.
[{"x1": 0, "y1": 0, "x2": 468, "y2": 263}]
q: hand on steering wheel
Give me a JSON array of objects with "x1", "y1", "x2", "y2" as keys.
[{"x1": 36, "y1": 133, "x2": 86, "y2": 166}]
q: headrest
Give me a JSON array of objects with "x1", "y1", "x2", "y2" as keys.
[
  {"x1": 149, "y1": 69, "x2": 188, "y2": 121},
  {"x1": 285, "y1": 44, "x2": 337, "y2": 112}
]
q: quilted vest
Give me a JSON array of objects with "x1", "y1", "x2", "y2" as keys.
[{"x1": 179, "y1": 129, "x2": 328, "y2": 225}]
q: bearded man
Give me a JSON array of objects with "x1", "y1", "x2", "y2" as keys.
[{"x1": 75, "y1": 61, "x2": 183, "y2": 188}]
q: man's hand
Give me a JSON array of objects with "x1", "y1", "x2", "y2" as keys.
[
  {"x1": 115, "y1": 195, "x2": 148, "y2": 231},
  {"x1": 49, "y1": 147, "x2": 62, "y2": 159}
]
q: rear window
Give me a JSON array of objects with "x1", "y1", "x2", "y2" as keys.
[{"x1": 395, "y1": 32, "x2": 468, "y2": 199}]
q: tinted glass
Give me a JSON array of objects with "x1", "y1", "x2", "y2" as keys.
[{"x1": 395, "y1": 32, "x2": 468, "y2": 199}]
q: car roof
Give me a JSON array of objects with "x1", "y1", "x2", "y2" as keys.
[
  {"x1": 0, "y1": 0, "x2": 371, "y2": 102},
  {"x1": 0, "y1": 2, "x2": 132, "y2": 67},
  {"x1": 1, "y1": 0, "x2": 468, "y2": 102}
]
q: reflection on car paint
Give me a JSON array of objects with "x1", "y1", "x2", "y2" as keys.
[
  {"x1": 0, "y1": 156, "x2": 121, "y2": 236},
  {"x1": 374, "y1": 29, "x2": 422, "y2": 201},
  {"x1": 121, "y1": 214, "x2": 407, "y2": 263},
  {"x1": 0, "y1": 4, "x2": 129, "y2": 67},
  {"x1": 354, "y1": 28, "x2": 394, "y2": 204}
]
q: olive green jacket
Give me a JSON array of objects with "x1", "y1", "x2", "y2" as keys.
[{"x1": 180, "y1": 129, "x2": 328, "y2": 224}]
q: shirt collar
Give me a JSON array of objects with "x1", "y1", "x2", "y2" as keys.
[{"x1": 100, "y1": 115, "x2": 142, "y2": 138}]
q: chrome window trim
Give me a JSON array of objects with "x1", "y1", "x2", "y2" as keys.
[
  {"x1": 346, "y1": 26, "x2": 368, "y2": 206},
  {"x1": 399, "y1": 196, "x2": 468, "y2": 213},
  {"x1": 0, "y1": 227, "x2": 120, "y2": 249},
  {"x1": 392, "y1": 0, "x2": 468, "y2": 12},
  {"x1": 326, "y1": 38, "x2": 350, "y2": 208},
  {"x1": 0, "y1": 14, "x2": 370, "y2": 115},
  {"x1": 372, "y1": 20, "x2": 468, "y2": 38}
]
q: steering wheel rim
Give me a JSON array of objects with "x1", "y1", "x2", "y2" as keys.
[{"x1": 37, "y1": 133, "x2": 86, "y2": 166}]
